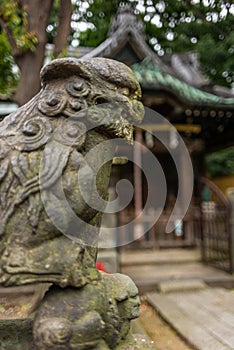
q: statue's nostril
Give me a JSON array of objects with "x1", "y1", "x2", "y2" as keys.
[{"x1": 95, "y1": 97, "x2": 110, "y2": 105}]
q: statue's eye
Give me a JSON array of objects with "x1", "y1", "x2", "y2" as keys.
[
  {"x1": 66, "y1": 79, "x2": 90, "y2": 97},
  {"x1": 38, "y1": 90, "x2": 66, "y2": 116},
  {"x1": 73, "y1": 81, "x2": 83, "y2": 91}
]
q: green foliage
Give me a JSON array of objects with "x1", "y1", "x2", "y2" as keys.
[
  {"x1": 0, "y1": 0, "x2": 38, "y2": 95},
  {"x1": 74, "y1": 0, "x2": 123, "y2": 47},
  {"x1": 0, "y1": 0, "x2": 38, "y2": 51},
  {"x1": 76, "y1": 0, "x2": 234, "y2": 88},
  {"x1": 47, "y1": 0, "x2": 60, "y2": 43},
  {"x1": 1, "y1": 0, "x2": 234, "y2": 96},
  {"x1": 206, "y1": 147, "x2": 234, "y2": 178},
  {"x1": 75, "y1": 0, "x2": 122, "y2": 47},
  {"x1": 197, "y1": 31, "x2": 234, "y2": 88},
  {"x1": 0, "y1": 33, "x2": 18, "y2": 96}
]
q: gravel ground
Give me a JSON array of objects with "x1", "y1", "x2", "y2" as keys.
[{"x1": 138, "y1": 298, "x2": 194, "y2": 350}]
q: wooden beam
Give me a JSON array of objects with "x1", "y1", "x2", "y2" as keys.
[{"x1": 139, "y1": 124, "x2": 201, "y2": 134}]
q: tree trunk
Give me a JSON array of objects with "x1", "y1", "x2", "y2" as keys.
[
  {"x1": 13, "y1": 0, "x2": 54, "y2": 106},
  {"x1": 53, "y1": 0, "x2": 73, "y2": 58}
]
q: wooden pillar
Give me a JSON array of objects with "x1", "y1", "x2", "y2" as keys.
[
  {"x1": 133, "y1": 128, "x2": 143, "y2": 239},
  {"x1": 175, "y1": 144, "x2": 193, "y2": 241},
  {"x1": 182, "y1": 150, "x2": 190, "y2": 239}
]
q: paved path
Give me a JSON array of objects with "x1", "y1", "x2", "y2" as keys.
[
  {"x1": 121, "y1": 249, "x2": 234, "y2": 349},
  {"x1": 146, "y1": 288, "x2": 234, "y2": 350}
]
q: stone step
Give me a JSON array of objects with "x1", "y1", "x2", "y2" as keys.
[
  {"x1": 121, "y1": 261, "x2": 234, "y2": 294},
  {"x1": 120, "y1": 249, "x2": 234, "y2": 295},
  {"x1": 157, "y1": 279, "x2": 207, "y2": 294},
  {"x1": 120, "y1": 249, "x2": 201, "y2": 267}
]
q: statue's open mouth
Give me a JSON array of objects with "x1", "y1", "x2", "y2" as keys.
[
  {"x1": 97, "y1": 114, "x2": 134, "y2": 143},
  {"x1": 75, "y1": 96, "x2": 143, "y2": 143}
]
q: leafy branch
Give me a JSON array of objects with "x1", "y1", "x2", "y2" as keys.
[{"x1": 0, "y1": 0, "x2": 38, "y2": 56}]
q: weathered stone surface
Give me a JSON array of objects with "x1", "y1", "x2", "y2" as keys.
[
  {"x1": 0, "y1": 57, "x2": 146, "y2": 348},
  {"x1": 0, "y1": 57, "x2": 143, "y2": 287},
  {"x1": 0, "y1": 318, "x2": 33, "y2": 350},
  {"x1": 33, "y1": 273, "x2": 141, "y2": 349}
]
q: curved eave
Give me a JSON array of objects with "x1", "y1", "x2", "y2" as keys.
[
  {"x1": 82, "y1": 27, "x2": 173, "y2": 74},
  {"x1": 132, "y1": 61, "x2": 234, "y2": 110}
]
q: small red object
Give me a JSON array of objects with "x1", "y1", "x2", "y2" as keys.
[{"x1": 96, "y1": 261, "x2": 108, "y2": 273}]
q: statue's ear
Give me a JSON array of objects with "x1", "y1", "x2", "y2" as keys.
[{"x1": 40, "y1": 58, "x2": 92, "y2": 87}]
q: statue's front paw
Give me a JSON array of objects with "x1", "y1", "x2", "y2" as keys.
[{"x1": 33, "y1": 317, "x2": 72, "y2": 350}]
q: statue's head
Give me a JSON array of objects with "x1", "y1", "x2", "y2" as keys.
[
  {"x1": 103, "y1": 273, "x2": 140, "y2": 320},
  {"x1": 39, "y1": 57, "x2": 144, "y2": 143}
]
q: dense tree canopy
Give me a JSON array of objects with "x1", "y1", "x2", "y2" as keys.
[
  {"x1": 0, "y1": 0, "x2": 234, "y2": 105},
  {"x1": 206, "y1": 147, "x2": 234, "y2": 177},
  {"x1": 75, "y1": 0, "x2": 234, "y2": 89},
  {"x1": 0, "y1": 0, "x2": 72, "y2": 105}
]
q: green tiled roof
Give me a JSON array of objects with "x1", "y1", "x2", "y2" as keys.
[{"x1": 132, "y1": 58, "x2": 234, "y2": 109}]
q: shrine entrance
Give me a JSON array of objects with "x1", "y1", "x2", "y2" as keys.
[
  {"x1": 117, "y1": 174, "x2": 233, "y2": 275},
  {"x1": 115, "y1": 128, "x2": 233, "y2": 275},
  {"x1": 115, "y1": 126, "x2": 202, "y2": 251}
]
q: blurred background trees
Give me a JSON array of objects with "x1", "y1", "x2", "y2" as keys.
[
  {"x1": 0, "y1": 0, "x2": 233, "y2": 179},
  {"x1": 0, "y1": 0, "x2": 72, "y2": 105},
  {"x1": 206, "y1": 147, "x2": 234, "y2": 178},
  {"x1": 76, "y1": 0, "x2": 234, "y2": 90},
  {"x1": 0, "y1": 0, "x2": 233, "y2": 105}
]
